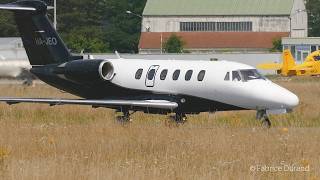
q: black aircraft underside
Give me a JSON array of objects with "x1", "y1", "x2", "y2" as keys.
[{"x1": 31, "y1": 66, "x2": 246, "y2": 114}]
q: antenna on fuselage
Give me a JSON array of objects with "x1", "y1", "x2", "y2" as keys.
[{"x1": 115, "y1": 51, "x2": 122, "y2": 59}]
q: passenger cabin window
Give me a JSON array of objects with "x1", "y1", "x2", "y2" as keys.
[
  {"x1": 232, "y1": 71, "x2": 241, "y2": 81},
  {"x1": 135, "y1": 69, "x2": 143, "y2": 80},
  {"x1": 173, "y1": 70, "x2": 181, "y2": 80},
  {"x1": 224, "y1": 72, "x2": 230, "y2": 81},
  {"x1": 160, "y1": 69, "x2": 168, "y2": 80},
  {"x1": 147, "y1": 69, "x2": 156, "y2": 80},
  {"x1": 197, "y1": 70, "x2": 206, "y2": 81},
  {"x1": 185, "y1": 70, "x2": 193, "y2": 81},
  {"x1": 240, "y1": 69, "x2": 265, "y2": 82}
]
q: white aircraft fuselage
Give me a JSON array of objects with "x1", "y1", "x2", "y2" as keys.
[
  {"x1": 107, "y1": 59, "x2": 299, "y2": 111},
  {"x1": 0, "y1": 0, "x2": 299, "y2": 126}
]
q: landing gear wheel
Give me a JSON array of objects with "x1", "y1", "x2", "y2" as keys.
[
  {"x1": 165, "y1": 113, "x2": 187, "y2": 127},
  {"x1": 116, "y1": 116, "x2": 132, "y2": 123},
  {"x1": 175, "y1": 113, "x2": 187, "y2": 124},
  {"x1": 262, "y1": 117, "x2": 271, "y2": 128},
  {"x1": 116, "y1": 110, "x2": 132, "y2": 124},
  {"x1": 256, "y1": 110, "x2": 271, "y2": 128}
]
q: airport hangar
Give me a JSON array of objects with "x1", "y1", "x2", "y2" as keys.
[{"x1": 139, "y1": 0, "x2": 308, "y2": 54}]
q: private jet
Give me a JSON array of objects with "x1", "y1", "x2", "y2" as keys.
[{"x1": 0, "y1": 0, "x2": 299, "y2": 127}]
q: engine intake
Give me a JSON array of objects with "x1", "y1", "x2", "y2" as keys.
[
  {"x1": 99, "y1": 61, "x2": 114, "y2": 81},
  {"x1": 62, "y1": 60, "x2": 115, "y2": 83}
]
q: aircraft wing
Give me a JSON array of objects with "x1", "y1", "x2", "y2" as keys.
[
  {"x1": 0, "y1": 98, "x2": 178, "y2": 110},
  {"x1": 289, "y1": 63, "x2": 313, "y2": 71},
  {"x1": 257, "y1": 63, "x2": 282, "y2": 70}
]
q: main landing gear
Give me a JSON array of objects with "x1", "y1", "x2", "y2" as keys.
[
  {"x1": 169, "y1": 112, "x2": 188, "y2": 124},
  {"x1": 256, "y1": 110, "x2": 271, "y2": 128},
  {"x1": 116, "y1": 109, "x2": 133, "y2": 123}
]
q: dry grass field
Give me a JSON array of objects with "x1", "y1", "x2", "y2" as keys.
[{"x1": 0, "y1": 77, "x2": 319, "y2": 179}]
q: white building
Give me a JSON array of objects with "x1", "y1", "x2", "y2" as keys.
[
  {"x1": 139, "y1": 0, "x2": 308, "y2": 54},
  {"x1": 0, "y1": 37, "x2": 27, "y2": 60},
  {"x1": 282, "y1": 37, "x2": 320, "y2": 63}
]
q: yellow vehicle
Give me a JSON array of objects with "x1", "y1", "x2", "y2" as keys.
[{"x1": 258, "y1": 50, "x2": 320, "y2": 76}]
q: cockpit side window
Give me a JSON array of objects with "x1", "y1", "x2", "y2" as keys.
[
  {"x1": 240, "y1": 69, "x2": 266, "y2": 82},
  {"x1": 232, "y1": 71, "x2": 241, "y2": 81},
  {"x1": 314, "y1": 56, "x2": 320, "y2": 61},
  {"x1": 224, "y1": 72, "x2": 230, "y2": 81}
]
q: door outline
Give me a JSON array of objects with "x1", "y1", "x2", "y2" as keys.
[{"x1": 145, "y1": 65, "x2": 160, "y2": 87}]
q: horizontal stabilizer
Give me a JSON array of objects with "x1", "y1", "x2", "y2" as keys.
[
  {"x1": 0, "y1": 98, "x2": 179, "y2": 110},
  {"x1": 257, "y1": 63, "x2": 282, "y2": 70},
  {"x1": 0, "y1": 4, "x2": 36, "y2": 11}
]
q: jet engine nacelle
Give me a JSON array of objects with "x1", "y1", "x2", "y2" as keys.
[{"x1": 63, "y1": 60, "x2": 115, "y2": 83}]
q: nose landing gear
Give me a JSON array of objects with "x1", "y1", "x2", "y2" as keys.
[{"x1": 256, "y1": 110, "x2": 271, "y2": 128}]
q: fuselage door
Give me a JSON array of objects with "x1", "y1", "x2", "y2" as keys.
[{"x1": 145, "y1": 65, "x2": 160, "y2": 87}]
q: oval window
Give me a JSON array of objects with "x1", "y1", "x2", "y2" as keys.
[
  {"x1": 197, "y1": 70, "x2": 206, "y2": 81},
  {"x1": 173, "y1": 70, "x2": 180, "y2": 81},
  {"x1": 160, "y1": 69, "x2": 168, "y2": 80},
  {"x1": 135, "y1": 69, "x2": 143, "y2": 79},
  {"x1": 185, "y1": 70, "x2": 193, "y2": 81}
]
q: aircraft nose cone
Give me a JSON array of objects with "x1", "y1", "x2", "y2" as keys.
[
  {"x1": 264, "y1": 83, "x2": 300, "y2": 110},
  {"x1": 284, "y1": 92, "x2": 299, "y2": 109}
]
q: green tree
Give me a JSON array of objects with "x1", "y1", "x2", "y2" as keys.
[
  {"x1": 306, "y1": 0, "x2": 320, "y2": 37},
  {"x1": 271, "y1": 38, "x2": 282, "y2": 52},
  {"x1": 103, "y1": 0, "x2": 146, "y2": 53},
  {"x1": 163, "y1": 34, "x2": 185, "y2": 53},
  {"x1": 0, "y1": 11, "x2": 18, "y2": 36},
  {"x1": 62, "y1": 27, "x2": 110, "y2": 53},
  {"x1": 0, "y1": 0, "x2": 19, "y2": 37},
  {"x1": 0, "y1": 0, "x2": 147, "y2": 53}
]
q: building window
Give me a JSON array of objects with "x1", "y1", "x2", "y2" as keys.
[
  {"x1": 185, "y1": 70, "x2": 193, "y2": 81},
  {"x1": 197, "y1": 70, "x2": 206, "y2": 81},
  {"x1": 217, "y1": 22, "x2": 252, "y2": 32},
  {"x1": 311, "y1": 46, "x2": 317, "y2": 52},
  {"x1": 173, "y1": 70, "x2": 180, "y2": 81},
  {"x1": 135, "y1": 69, "x2": 143, "y2": 80},
  {"x1": 160, "y1": 69, "x2": 168, "y2": 80},
  {"x1": 180, "y1": 22, "x2": 252, "y2": 32},
  {"x1": 297, "y1": 51, "x2": 302, "y2": 61}
]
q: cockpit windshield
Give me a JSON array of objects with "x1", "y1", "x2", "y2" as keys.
[
  {"x1": 239, "y1": 69, "x2": 266, "y2": 81},
  {"x1": 314, "y1": 56, "x2": 320, "y2": 61}
]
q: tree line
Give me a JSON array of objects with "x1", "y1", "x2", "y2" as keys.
[
  {"x1": 0, "y1": 0, "x2": 318, "y2": 53},
  {"x1": 0, "y1": 0, "x2": 147, "y2": 53}
]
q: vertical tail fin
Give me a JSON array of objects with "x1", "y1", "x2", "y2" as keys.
[
  {"x1": 281, "y1": 49, "x2": 296, "y2": 76},
  {"x1": 0, "y1": 0, "x2": 81, "y2": 65}
]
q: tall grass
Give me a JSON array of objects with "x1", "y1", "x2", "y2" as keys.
[{"x1": 0, "y1": 77, "x2": 319, "y2": 179}]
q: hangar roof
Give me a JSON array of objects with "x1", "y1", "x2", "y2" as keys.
[{"x1": 143, "y1": 0, "x2": 294, "y2": 16}]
